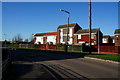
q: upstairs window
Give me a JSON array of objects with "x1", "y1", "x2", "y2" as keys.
[{"x1": 63, "y1": 29, "x2": 69, "y2": 34}]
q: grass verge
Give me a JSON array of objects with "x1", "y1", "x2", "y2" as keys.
[{"x1": 86, "y1": 54, "x2": 120, "y2": 62}]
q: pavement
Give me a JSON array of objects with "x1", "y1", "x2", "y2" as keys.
[{"x1": 2, "y1": 49, "x2": 120, "y2": 80}]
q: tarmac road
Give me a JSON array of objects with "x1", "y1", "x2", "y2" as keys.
[{"x1": 3, "y1": 49, "x2": 119, "y2": 80}]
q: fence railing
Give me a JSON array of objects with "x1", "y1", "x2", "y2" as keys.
[
  {"x1": 34, "y1": 44, "x2": 83, "y2": 52},
  {"x1": 21, "y1": 44, "x2": 120, "y2": 54}
]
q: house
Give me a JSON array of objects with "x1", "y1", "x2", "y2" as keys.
[
  {"x1": 110, "y1": 36, "x2": 115, "y2": 44},
  {"x1": 74, "y1": 28, "x2": 103, "y2": 45},
  {"x1": 34, "y1": 23, "x2": 103, "y2": 46},
  {"x1": 114, "y1": 29, "x2": 120, "y2": 46},
  {"x1": 56, "y1": 23, "x2": 82, "y2": 44},
  {"x1": 102, "y1": 35, "x2": 110, "y2": 44},
  {"x1": 34, "y1": 32, "x2": 57, "y2": 45}
]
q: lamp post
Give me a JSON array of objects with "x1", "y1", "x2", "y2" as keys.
[{"x1": 60, "y1": 9, "x2": 70, "y2": 52}]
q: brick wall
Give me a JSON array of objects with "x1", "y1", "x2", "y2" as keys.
[
  {"x1": 115, "y1": 35, "x2": 120, "y2": 46},
  {"x1": 92, "y1": 46, "x2": 120, "y2": 54},
  {"x1": 78, "y1": 35, "x2": 95, "y2": 43},
  {"x1": 35, "y1": 44, "x2": 57, "y2": 50},
  {"x1": 56, "y1": 29, "x2": 60, "y2": 44},
  {"x1": 43, "y1": 37, "x2": 47, "y2": 44}
]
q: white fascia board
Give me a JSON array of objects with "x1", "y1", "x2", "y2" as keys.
[
  {"x1": 46, "y1": 35, "x2": 57, "y2": 37},
  {"x1": 74, "y1": 33, "x2": 96, "y2": 35},
  {"x1": 78, "y1": 41, "x2": 86, "y2": 43},
  {"x1": 35, "y1": 35, "x2": 57, "y2": 37},
  {"x1": 59, "y1": 27, "x2": 74, "y2": 29},
  {"x1": 35, "y1": 36, "x2": 44, "y2": 38},
  {"x1": 115, "y1": 34, "x2": 120, "y2": 35}
]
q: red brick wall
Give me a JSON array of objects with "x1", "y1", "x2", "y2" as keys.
[
  {"x1": 40, "y1": 44, "x2": 46, "y2": 50},
  {"x1": 57, "y1": 29, "x2": 60, "y2": 44},
  {"x1": 33, "y1": 37, "x2": 36, "y2": 44},
  {"x1": 46, "y1": 44, "x2": 57, "y2": 50},
  {"x1": 35, "y1": 44, "x2": 57, "y2": 50},
  {"x1": 43, "y1": 37, "x2": 47, "y2": 44},
  {"x1": 78, "y1": 35, "x2": 94, "y2": 43},
  {"x1": 115, "y1": 35, "x2": 120, "y2": 46},
  {"x1": 73, "y1": 35, "x2": 77, "y2": 44},
  {"x1": 93, "y1": 46, "x2": 120, "y2": 54}
]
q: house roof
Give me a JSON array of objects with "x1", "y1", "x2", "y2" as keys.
[
  {"x1": 110, "y1": 36, "x2": 115, "y2": 39},
  {"x1": 58, "y1": 23, "x2": 77, "y2": 28},
  {"x1": 75, "y1": 28, "x2": 99, "y2": 34},
  {"x1": 103, "y1": 35, "x2": 110, "y2": 38},
  {"x1": 34, "y1": 32, "x2": 57, "y2": 36},
  {"x1": 114, "y1": 29, "x2": 120, "y2": 34}
]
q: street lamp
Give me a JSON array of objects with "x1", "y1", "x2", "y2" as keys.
[{"x1": 60, "y1": 9, "x2": 70, "y2": 52}]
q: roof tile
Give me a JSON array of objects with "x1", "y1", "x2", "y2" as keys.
[
  {"x1": 75, "y1": 28, "x2": 99, "y2": 34},
  {"x1": 114, "y1": 29, "x2": 120, "y2": 34},
  {"x1": 58, "y1": 23, "x2": 77, "y2": 28},
  {"x1": 35, "y1": 32, "x2": 57, "y2": 36}
]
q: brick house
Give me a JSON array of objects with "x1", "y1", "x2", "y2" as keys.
[
  {"x1": 102, "y1": 35, "x2": 111, "y2": 44},
  {"x1": 110, "y1": 36, "x2": 115, "y2": 44},
  {"x1": 74, "y1": 28, "x2": 103, "y2": 45},
  {"x1": 114, "y1": 29, "x2": 120, "y2": 46},
  {"x1": 34, "y1": 32, "x2": 57, "y2": 44},
  {"x1": 34, "y1": 23, "x2": 103, "y2": 46},
  {"x1": 56, "y1": 23, "x2": 82, "y2": 44}
]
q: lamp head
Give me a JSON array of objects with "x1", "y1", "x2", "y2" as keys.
[{"x1": 60, "y1": 9, "x2": 64, "y2": 11}]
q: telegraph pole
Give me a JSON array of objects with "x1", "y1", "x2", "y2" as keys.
[
  {"x1": 98, "y1": 28, "x2": 100, "y2": 54},
  {"x1": 88, "y1": 0, "x2": 92, "y2": 54}
]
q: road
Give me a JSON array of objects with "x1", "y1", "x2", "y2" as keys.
[{"x1": 4, "y1": 49, "x2": 119, "y2": 80}]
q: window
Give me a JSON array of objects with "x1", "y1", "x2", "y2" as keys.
[
  {"x1": 91, "y1": 34, "x2": 94, "y2": 39},
  {"x1": 78, "y1": 35, "x2": 81, "y2": 39},
  {"x1": 38, "y1": 42, "x2": 41, "y2": 44},
  {"x1": 104, "y1": 38, "x2": 106, "y2": 41},
  {"x1": 63, "y1": 36, "x2": 69, "y2": 42},
  {"x1": 113, "y1": 40, "x2": 115, "y2": 43},
  {"x1": 63, "y1": 29, "x2": 69, "y2": 34},
  {"x1": 91, "y1": 43, "x2": 94, "y2": 45}
]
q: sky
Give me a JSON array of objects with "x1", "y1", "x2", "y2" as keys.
[{"x1": 2, "y1": 2, "x2": 118, "y2": 41}]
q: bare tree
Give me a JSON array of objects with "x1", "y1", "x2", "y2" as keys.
[
  {"x1": 24, "y1": 39, "x2": 29, "y2": 42},
  {"x1": 12, "y1": 34, "x2": 23, "y2": 43},
  {"x1": 29, "y1": 34, "x2": 34, "y2": 43}
]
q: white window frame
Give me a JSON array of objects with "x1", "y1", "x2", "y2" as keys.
[{"x1": 78, "y1": 35, "x2": 81, "y2": 39}]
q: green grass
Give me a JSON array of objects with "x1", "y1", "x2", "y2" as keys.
[
  {"x1": 3, "y1": 44, "x2": 19, "y2": 49},
  {"x1": 86, "y1": 54, "x2": 120, "y2": 62},
  {"x1": 34, "y1": 49, "x2": 120, "y2": 62}
]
